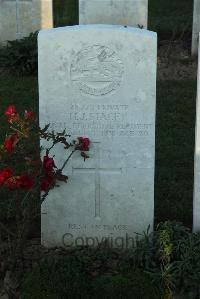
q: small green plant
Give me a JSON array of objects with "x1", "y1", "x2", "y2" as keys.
[
  {"x1": 118, "y1": 221, "x2": 195, "y2": 298},
  {"x1": 157, "y1": 222, "x2": 175, "y2": 299},
  {"x1": 173, "y1": 232, "x2": 200, "y2": 299},
  {"x1": 0, "y1": 32, "x2": 38, "y2": 75}
]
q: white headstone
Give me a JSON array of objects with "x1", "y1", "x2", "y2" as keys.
[
  {"x1": 79, "y1": 0, "x2": 148, "y2": 29},
  {"x1": 0, "y1": 0, "x2": 53, "y2": 44},
  {"x1": 39, "y1": 25, "x2": 157, "y2": 248},
  {"x1": 192, "y1": 0, "x2": 200, "y2": 55},
  {"x1": 194, "y1": 33, "x2": 200, "y2": 230}
]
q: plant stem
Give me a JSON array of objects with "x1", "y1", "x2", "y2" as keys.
[
  {"x1": 10, "y1": 126, "x2": 28, "y2": 138},
  {"x1": 59, "y1": 149, "x2": 76, "y2": 172},
  {"x1": 46, "y1": 142, "x2": 56, "y2": 154}
]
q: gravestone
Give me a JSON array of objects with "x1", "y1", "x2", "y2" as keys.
[
  {"x1": 79, "y1": 0, "x2": 148, "y2": 29},
  {"x1": 192, "y1": 0, "x2": 200, "y2": 55},
  {"x1": 194, "y1": 33, "x2": 200, "y2": 230},
  {"x1": 0, "y1": 0, "x2": 53, "y2": 44},
  {"x1": 39, "y1": 25, "x2": 157, "y2": 248}
]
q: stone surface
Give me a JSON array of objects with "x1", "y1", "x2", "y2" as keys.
[
  {"x1": 79, "y1": 0, "x2": 148, "y2": 28},
  {"x1": 194, "y1": 33, "x2": 200, "y2": 231},
  {"x1": 192, "y1": 0, "x2": 200, "y2": 55},
  {"x1": 0, "y1": 0, "x2": 53, "y2": 44},
  {"x1": 39, "y1": 25, "x2": 157, "y2": 248}
]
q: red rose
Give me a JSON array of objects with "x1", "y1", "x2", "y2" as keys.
[
  {"x1": 19, "y1": 175, "x2": 33, "y2": 189},
  {"x1": 40, "y1": 180, "x2": 47, "y2": 192},
  {"x1": 4, "y1": 105, "x2": 17, "y2": 116},
  {"x1": 40, "y1": 174, "x2": 55, "y2": 192},
  {"x1": 4, "y1": 136, "x2": 16, "y2": 152},
  {"x1": 24, "y1": 110, "x2": 35, "y2": 120},
  {"x1": 5, "y1": 176, "x2": 21, "y2": 190},
  {"x1": 40, "y1": 178, "x2": 50, "y2": 192},
  {"x1": 43, "y1": 155, "x2": 56, "y2": 173},
  {"x1": 4, "y1": 175, "x2": 33, "y2": 190},
  {"x1": 0, "y1": 168, "x2": 13, "y2": 185},
  {"x1": 77, "y1": 137, "x2": 90, "y2": 151}
]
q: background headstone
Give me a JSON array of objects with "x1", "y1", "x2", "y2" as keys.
[
  {"x1": 0, "y1": 0, "x2": 53, "y2": 44},
  {"x1": 192, "y1": 0, "x2": 200, "y2": 55},
  {"x1": 194, "y1": 33, "x2": 200, "y2": 230},
  {"x1": 39, "y1": 25, "x2": 157, "y2": 248},
  {"x1": 79, "y1": 0, "x2": 148, "y2": 28}
]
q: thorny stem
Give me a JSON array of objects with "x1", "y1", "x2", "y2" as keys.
[
  {"x1": 59, "y1": 149, "x2": 77, "y2": 172},
  {"x1": 41, "y1": 191, "x2": 49, "y2": 203},
  {"x1": 46, "y1": 142, "x2": 56, "y2": 154}
]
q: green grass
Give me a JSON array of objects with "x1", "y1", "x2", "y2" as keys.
[
  {"x1": 0, "y1": 77, "x2": 197, "y2": 227},
  {"x1": 148, "y1": 0, "x2": 193, "y2": 38},
  {"x1": 53, "y1": 0, "x2": 78, "y2": 27},
  {"x1": 155, "y1": 80, "x2": 196, "y2": 227},
  {"x1": 0, "y1": 76, "x2": 38, "y2": 143}
]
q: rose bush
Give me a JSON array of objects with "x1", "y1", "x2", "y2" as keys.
[
  {"x1": 0, "y1": 104, "x2": 90, "y2": 194},
  {"x1": 0, "y1": 104, "x2": 90, "y2": 278}
]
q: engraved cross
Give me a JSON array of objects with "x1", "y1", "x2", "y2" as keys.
[{"x1": 72, "y1": 142, "x2": 122, "y2": 219}]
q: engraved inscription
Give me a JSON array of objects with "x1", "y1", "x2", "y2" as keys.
[
  {"x1": 49, "y1": 121, "x2": 152, "y2": 138},
  {"x1": 67, "y1": 223, "x2": 129, "y2": 231},
  {"x1": 46, "y1": 103, "x2": 153, "y2": 138},
  {"x1": 70, "y1": 45, "x2": 124, "y2": 96}
]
